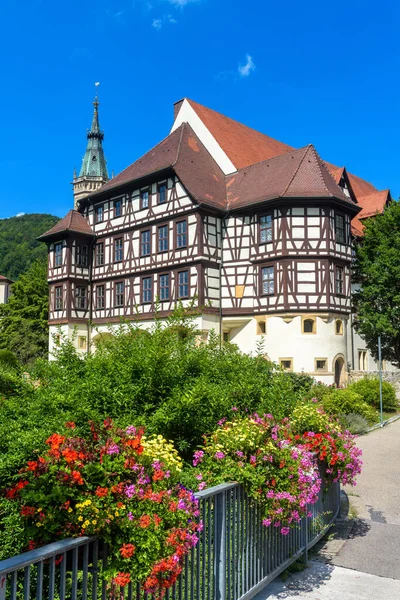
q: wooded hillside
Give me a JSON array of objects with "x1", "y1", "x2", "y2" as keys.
[{"x1": 0, "y1": 213, "x2": 59, "y2": 280}]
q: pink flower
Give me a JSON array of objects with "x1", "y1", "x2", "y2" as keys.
[
  {"x1": 215, "y1": 451, "x2": 225, "y2": 460},
  {"x1": 281, "y1": 527, "x2": 290, "y2": 536},
  {"x1": 198, "y1": 482, "x2": 207, "y2": 491}
]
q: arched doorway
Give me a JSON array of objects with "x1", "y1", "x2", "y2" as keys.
[{"x1": 333, "y1": 354, "x2": 346, "y2": 388}]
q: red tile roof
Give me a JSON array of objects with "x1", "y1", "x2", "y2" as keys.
[
  {"x1": 226, "y1": 146, "x2": 356, "y2": 210},
  {"x1": 186, "y1": 99, "x2": 294, "y2": 169},
  {"x1": 38, "y1": 210, "x2": 94, "y2": 241},
  {"x1": 0, "y1": 275, "x2": 13, "y2": 283},
  {"x1": 87, "y1": 124, "x2": 227, "y2": 209},
  {"x1": 75, "y1": 99, "x2": 384, "y2": 229},
  {"x1": 351, "y1": 190, "x2": 391, "y2": 236}
]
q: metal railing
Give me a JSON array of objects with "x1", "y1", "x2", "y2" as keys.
[{"x1": 0, "y1": 479, "x2": 340, "y2": 600}]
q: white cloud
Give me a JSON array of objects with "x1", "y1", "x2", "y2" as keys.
[
  {"x1": 15, "y1": 212, "x2": 25, "y2": 217},
  {"x1": 167, "y1": 0, "x2": 198, "y2": 7},
  {"x1": 238, "y1": 54, "x2": 255, "y2": 78},
  {"x1": 152, "y1": 14, "x2": 178, "y2": 29}
]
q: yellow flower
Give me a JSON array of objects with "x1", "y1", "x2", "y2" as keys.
[
  {"x1": 92, "y1": 520, "x2": 97, "y2": 525},
  {"x1": 36, "y1": 523, "x2": 42, "y2": 527},
  {"x1": 68, "y1": 508, "x2": 73, "y2": 513},
  {"x1": 37, "y1": 508, "x2": 42, "y2": 512},
  {"x1": 78, "y1": 516, "x2": 83, "y2": 521}
]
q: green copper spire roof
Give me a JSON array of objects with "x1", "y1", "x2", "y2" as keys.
[{"x1": 79, "y1": 95, "x2": 109, "y2": 179}]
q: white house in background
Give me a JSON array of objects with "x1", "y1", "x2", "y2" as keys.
[
  {"x1": 0, "y1": 275, "x2": 12, "y2": 305},
  {"x1": 39, "y1": 97, "x2": 396, "y2": 385}
]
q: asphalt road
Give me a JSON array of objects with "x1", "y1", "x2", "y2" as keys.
[{"x1": 332, "y1": 418, "x2": 400, "y2": 579}]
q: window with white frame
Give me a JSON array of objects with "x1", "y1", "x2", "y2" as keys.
[
  {"x1": 159, "y1": 273, "x2": 170, "y2": 301},
  {"x1": 75, "y1": 286, "x2": 87, "y2": 310},
  {"x1": 261, "y1": 266, "x2": 274, "y2": 295},
  {"x1": 176, "y1": 221, "x2": 187, "y2": 248},
  {"x1": 114, "y1": 238, "x2": 123, "y2": 262},
  {"x1": 115, "y1": 282, "x2": 124, "y2": 307},
  {"x1": 96, "y1": 285, "x2": 105, "y2": 309},
  {"x1": 54, "y1": 243, "x2": 62, "y2": 267},
  {"x1": 335, "y1": 266, "x2": 344, "y2": 295},
  {"x1": 140, "y1": 189, "x2": 149, "y2": 210},
  {"x1": 141, "y1": 230, "x2": 151, "y2": 256},
  {"x1": 142, "y1": 277, "x2": 152, "y2": 304},
  {"x1": 55, "y1": 286, "x2": 62, "y2": 311},
  {"x1": 76, "y1": 244, "x2": 88, "y2": 267},
  {"x1": 158, "y1": 225, "x2": 168, "y2": 252},
  {"x1": 178, "y1": 271, "x2": 189, "y2": 298},
  {"x1": 96, "y1": 242, "x2": 104, "y2": 266},
  {"x1": 260, "y1": 215, "x2": 273, "y2": 243}
]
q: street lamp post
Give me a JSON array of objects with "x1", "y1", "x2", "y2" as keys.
[{"x1": 378, "y1": 335, "x2": 383, "y2": 427}]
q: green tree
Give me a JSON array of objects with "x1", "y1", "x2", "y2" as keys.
[
  {"x1": 352, "y1": 201, "x2": 400, "y2": 367},
  {"x1": 0, "y1": 213, "x2": 58, "y2": 280},
  {"x1": 0, "y1": 258, "x2": 49, "y2": 364}
]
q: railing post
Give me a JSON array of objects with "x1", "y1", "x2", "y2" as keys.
[
  {"x1": 0, "y1": 575, "x2": 6, "y2": 600},
  {"x1": 215, "y1": 490, "x2": 227, "y2": 600},
  {"x1": 302, "y1": 506, "x2": 308, "y2": 564}
]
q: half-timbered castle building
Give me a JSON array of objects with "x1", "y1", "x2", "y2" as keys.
[{"x1": 39, "y1": 97, "x2": 393, "y2": 385}]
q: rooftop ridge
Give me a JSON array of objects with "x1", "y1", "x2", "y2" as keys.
[{"x1": 281, "y1": 145, "x2": 311, "y2": 197}]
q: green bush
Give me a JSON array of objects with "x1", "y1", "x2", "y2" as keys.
[
  {"x1": 304, "y1": 382, "x2": 333, "y2": 402},
  {"x1": 0, "y1": 310, "x2": 309, "y2": 486},
  {"x1": 348, "y1": 377, "x2": 398, "y2": 411},
  {"x1": 290, "y1": 401, "x2": 336, "y2": 435},
  {"x1": 338, "y1": 413, "x2": 370, "y2": 435},
  {"x1": 322, "y1": 389, "x2": 376, "y2": 423},
  {"x1": 0, "y1": 350, "x2": 19, "y2": 371}
]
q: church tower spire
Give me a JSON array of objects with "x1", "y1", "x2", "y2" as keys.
[{"x1": 72, "y1": 93, "x2": 109, "y2": 209}]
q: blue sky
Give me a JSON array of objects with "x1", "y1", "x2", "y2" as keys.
[{"x1": 0, "y1": 0, "x2": 399, "y2": 219}]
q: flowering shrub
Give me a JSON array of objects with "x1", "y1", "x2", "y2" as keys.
[
  {"x1": 4, "y1": 420, "x2": 201, "y2": 596},
  {"x1": 290, "y1": 401, "x2": 337, "y2": 435},
  {"x1": 186, "y1": 415, "x2": 322, "y2": 535},
  {"x1": 295, "y1": 430, "x2": 363, "y2": 486}
]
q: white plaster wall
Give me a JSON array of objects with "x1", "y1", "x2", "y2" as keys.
[
  {"x1": 224, "y1": 315, "x2": 348, "y2": 384},
  {"x1": 0, "y1": 282, "x2": 10, "y2": 304}
]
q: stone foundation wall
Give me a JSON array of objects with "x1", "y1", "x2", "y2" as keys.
[{"x1": 349, "y1": 370, "x2": 400, "y2": 399}]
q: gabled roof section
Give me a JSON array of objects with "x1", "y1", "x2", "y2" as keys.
[
  {"x1": 38, "y1": 210, "x2": 94, "y2": 241},
  {"x1": 173, "y1": 99, "x2": 294, "y2": 173},
  {"x1": 87, "y1": 124, "x2": 227, "y2": 209},
  {"x1": 0, "y1": 275, "x2": 13, "y2": 283},
  {"x1": 97, "y1": 126, "x2": 184, "y2": 195},
  {"x1": 226, "y1": 145, "x2": 358, "y2": 211}
]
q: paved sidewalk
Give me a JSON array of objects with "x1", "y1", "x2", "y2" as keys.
[
  {"x1": 331, "y1": 418, "x2": 400, "y2": 578},
  {"x1": 254, "y1": 560, "x2": 400, "y2": 600}
]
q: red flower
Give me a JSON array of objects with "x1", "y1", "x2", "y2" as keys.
[
  {"x1": 6, "y1": 479, "x2": 29, "y2": 499},
  {"x1": 139, "y1": 515, "x2": 152, "y2": 528},
  {"x1": 65, "y1": 422, "x2": 76, "y2": 429},
  {"x1": 27, "y1": 540, "x2": 36, "y2": 551},
  {"x1": 95, "y1": 486, "x2": 108, "y2": 498},
  {"x1": 45, "y1": 433, "x2": 65, "y2": 450},
  {"x1": 113, "y1": 573, "x2": 131, "y2": 587},
  {"x1": 152, "y1": 470, "x2": 165, "y2": 482},
  {"x1": 119, "y1": 544, "x2": 136, "y2": 559},
  {"x1": 20, "y1": 506, "x2": 36, "y2": 517},
  {"x1": 62, "y1": 448, "x2": 79, "y2": 464},
  {"x1": 71, "y1": 471, "x2": 84, "y2": 485},
  {"x1": 154, "y1": 514, "x2": 162, "y2": 527}
]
